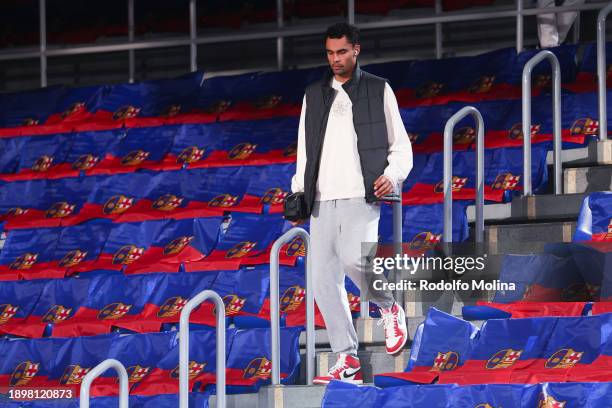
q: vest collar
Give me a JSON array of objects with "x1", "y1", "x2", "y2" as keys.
[{"x1": 321, "y1": 62, "x2": 362, "y2": 104}]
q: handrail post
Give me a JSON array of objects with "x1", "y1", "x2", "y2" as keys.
[
  {"x1": 522, "y1": 50, "x2": 562, "y2": 196},
  {"x1": 597, "y1": 3, "x2": 612, "y2": 141},
  {"x1": 79, "y1": 359, "x2": 129, "y2": 408},
  {"x1": 270, "y1": 227, "x2": 314, "y2": 385},
  {"x1": 443, "y1": 106, "x2": 485, "y2": 244},
  {"x1": 179, "y1": 290, "x2": 226, "y2": 408}
]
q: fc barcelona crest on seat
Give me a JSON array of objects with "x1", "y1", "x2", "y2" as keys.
[
  {"x1": 9, "y1": 361, "x2": 39, "y2": 386},
  {"x1": 112, "y1": 245, "x2": 145, "y2": 265},
  {"x1": 152, "y1": 193, "x2": 183, "y2": 211},
  {"x1": 606, "y1": 219, "x2": 612, "y2": 240},
  {"x1": 434, "y1": 176, "x2": 467, "y2": 193},
  {"x1": 127, "y1": 365, "x2": 151, "y2": 383},
  {"x1": 163, "y1": 236, "x2": 194, "y2": 256},
  {"x1": 209, "y1": 194, "x2": 238, "y2": 208},
  {"x1": 60, "y1": 364, "x2": 90, "y2": 385},
  {"x1": 72, "y1": 154, "x2": 99, "y2": 170},
  {"x1": 283, "y1": 142, "x2": 297, "y2": 157},
  {"x1": 508, "y1": 123, "x2": 541, "y2": 140},
  {"x1": 228, "y1": 143, "x2": 256, "y2": 160},
  {"x1": 32, "y1": 155, "x2": 54, "y2": 172},
  {"x1": 533, "y1": 74, "x2": 551, "y2": 88},
  {"x1": 430, "y1": 351, "x2": 459, "y2": 372},
  {"x1": 254, "y1": 94, "x2": 282, "y2": 109},
  {"x1": 570, "y1": 117, "x2": 599, "y2": 136},
  {"x1": 41, "y1": 305, "x2": 73, "y2": 323},
  {"x1": 112, "y1": 105, "x2": 140, "y2": 121},
  {"x1": 261, "y1": 188, "x2": 288, "y2": 205},
  {"x1": 538, "y1": 394, "x2": 566, "y2": 408},
  {"x1": 103, "y1": 195, "x2": 134, "y2": 215},
  {"x1": 9, "y1": 253, "x2": 38, "y2": 270},
  {"x1": 409, "y1": 232, "x2": 441, "y2": 250},
  {"x1": 453, "y1": 126, "x2": 476, "y2": 145},
  {"x1": 205, "y1": 100, "x2": 231, "y2": 114},
  {"x1": 415, "y1": 82, "x2": 444, "y2": 98},
  {"x1": 491, "y1": 173, "x2": 520, "y2": 190},
  {"x1": 243, "y1": 357, "x2": 272, "y2": 380},
  {"x1": 177, "y1": 146, "x2": 205, "y2": 164},
  {"x1": 61, "y1": 102, "x2": 86, "y2": 119},
  {"x1": 45, "y1": 202, "x2": 76, "y2": 218},
  {"x1": 5, "y1": 207, "x2": 29, "y2": 217},
  {"x1": 22, "y1": 118, "x2": 39, "y2": 126},
  {"x1": 157, "y1": 296, "x2": 188, "y2": 318},
  {"x1": 225, "y1": 241, "x2": 256, "y2": 258},
  {"x1": 280, "y1": 285, "x2": 305, "y2": 313},
  {"x1": 561, "y1": 282, "x2": 600, "y2": 301},
  {"x1": 97, "y1": 302, "x2": 132, "y2": 320},
  {"x1": 170, "y1": 361, "x2": 206, "y2": 380},
  {"x1": 486, "y1": 348, "x2": 522, "y2": 369},
  {"x1": 0, "y1": 304, "x2": 19, "y2": 324},
  {"x1": 162, "y1": 104, "x2": 181, "y2": 117},
  {"x1": 545, "y1": 348, "x2": 583, "y2": 369},
  {"x1": 59, "y1": 249, "x2": 87, "y2": 267},
  {"x1": 120, "y1": 150, "x2": 150, "y2": 166},
  {"x1": 222, "y1": 294, "x2": 246, "y2": 315},
  {"x1": 407, "y1": 132, "x2": 420, "y2": 143},
  {"x1": 468, "y1": 75, "x2": 495, "y2": 93},
  {"x1": 285, "y1": 236, "x2": 306, "y2": 257}
]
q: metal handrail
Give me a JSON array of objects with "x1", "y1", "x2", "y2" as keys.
[
  {"x1": 522, "y1": 50, "x2": 562, "y2": 196},
  {"x1": 443, "y1": 106, "x2": 485, "y2": 244},
  {"x1": 179, "y1": 290, "x2": 226, "y2": 408},
  {"x1": 270, "y1": 227, "x2": 314, "y2": 385},
  {"x1": 79, "y1": 359, "x2": 129, "y2": 408},
  {"x1": 597, "y1": 2, "x2": 612, "y2": 142}
]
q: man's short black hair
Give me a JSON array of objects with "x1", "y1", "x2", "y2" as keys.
[{"x1": 325, "y1": 23, "x2": 360, "y2": 46}]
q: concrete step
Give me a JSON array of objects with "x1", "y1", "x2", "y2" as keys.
[
  {"x1": 563, "y1": 165, "x2": 612, "y2": 194},
  {"x1": 547, "y1": 140, "x2": 612, "y2": 166},
  {"x1": 484, "y1": 221, "x2": 576, "y2": 254},
  {"x1": 467, "y1": 193, "x2": 586, "y2": 223}
]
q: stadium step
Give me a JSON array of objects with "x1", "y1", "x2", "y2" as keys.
[
  {"x1": 482, "y1": 220, "x2": 576, "y2": 254},
  {"x1": 563, "y1": 165, "x2": 612, "y2": 194},
  {"x1": 467, "y1": 192, "x2": 587, "y2": 223},
  {"x1": 547, "y1": 140, "x2": 612, "y2": 166}
]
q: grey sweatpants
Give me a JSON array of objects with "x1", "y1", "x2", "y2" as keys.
[{"x1": 310, "y1": 198, "x2": 395, "y2": 356}]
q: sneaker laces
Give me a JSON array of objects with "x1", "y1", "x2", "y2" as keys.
[
  {"x1": 328, "y1": 355, "x2": 349, "y2": 376},
  {"x1": 378, "y1": 306, "x2": 401, "y2": 339}
]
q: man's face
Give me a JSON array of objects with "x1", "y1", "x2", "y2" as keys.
[{"x1": 326, "y1": 36, "x2": 359, "y2": 78}]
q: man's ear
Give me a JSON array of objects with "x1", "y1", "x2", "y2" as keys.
[{"x1": 353, "y1": 44, "x2": 361, "y2": 57}]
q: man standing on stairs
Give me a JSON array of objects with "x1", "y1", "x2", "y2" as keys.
[{"x1": 289, "y1": 22, "x2": 413, "y2": 385}]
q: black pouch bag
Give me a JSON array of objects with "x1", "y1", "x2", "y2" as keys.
[{"x1": 283, "y1": 192, "x2": 308, "y2": 221}]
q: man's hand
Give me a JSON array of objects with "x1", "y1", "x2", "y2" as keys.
[{"x1": 374, "y1": 175, "x2": 394, "y2": 198}]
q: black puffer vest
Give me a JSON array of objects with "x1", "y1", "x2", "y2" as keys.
[{"x1": 303, "y1": 63, "x2": 389, "y2": 216}]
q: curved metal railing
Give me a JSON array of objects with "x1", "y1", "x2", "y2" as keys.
[
  {"x1": 443, "y1": 106, "x2": 485, "y2": 244},
  {"x1": 79, "y1": 359, "x2": 129, "y2": 408},
  {"x1": 522, "y1": 50, "x2": 562, "y2": 196},
  {"x1": 179, "y1": 290, "x2": 226, "y2": 408},
  {"x1": 270, "y1": 227, "x2": 314, "y2": 385}
]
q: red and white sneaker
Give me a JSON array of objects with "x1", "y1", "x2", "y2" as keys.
[
  {"x1": 379, "y1": 303, "x2": 408, "y2": 355},
  {"x1": 312, "y1": 353, "x2": 363, "y2": 385}
]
